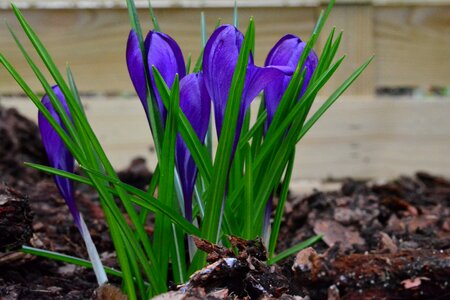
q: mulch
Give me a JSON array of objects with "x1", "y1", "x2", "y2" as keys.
[{"x1": 0, "y1": 105, "x2": 449, "y2": 300}]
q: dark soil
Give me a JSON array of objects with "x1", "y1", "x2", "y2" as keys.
[{"x1": 1, "y1": 105, "x2": 449, "y2": 300}]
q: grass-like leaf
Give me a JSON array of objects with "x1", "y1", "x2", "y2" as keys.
[
  {"x1": 22, "y1": 246, "x2": 124, "y2": 279},
  {"x1": 25, "y1": 162, "x2": 200, "y2": 236},
  {"x1": 268, "y1": 235, "x2": 323, "y2": 265},
  {"x1": 202, "y1": 18, "x2": 255, "y2": 244},
  {"x1": 268, "y1": 151, "x2": 295, "y2": 258},
  {"x1": 153, "y1": 74, "x2": 180, "y2": 281}
]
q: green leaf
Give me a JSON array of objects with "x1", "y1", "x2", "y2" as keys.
[
  {"x1": 201, "y1": 12, "x2": 207, "y2": 48},
  {"x1": 233, "y1": 0, "x2": 239, "y2": 28},
  {"x1": 268, "y1": 235, "x2": 323, "y2": 265},
  {"x1": 66, "y1": 65, "x2": 85, "y2": 114},
  {"x1": 153, "y1": 74, "x2": 180, "y2": 281},
  {"x1": 126, "y1": 0, "x2": 144, "y2": 44},
  {"x1": 21, "y1": 246, "x2": 124, "y2": 279},
  {"x1": 170, "y1": 224, "x2": 188, "y2": 283},
  {"x1": 148, "y1": 0, "x2": 161, "y2": 31},
  {"x1": 243, "y1": 144, "x2": 253, "y2": 239},
  {"x1": 25, "y1": 162, "x2": 201, "y2": 236},
  {"x1": 200, "y1": 17, "x2": 255, "y2": 255},
  {"x1": 268, "y1": 151, "x2": 295, "y2": 258}
]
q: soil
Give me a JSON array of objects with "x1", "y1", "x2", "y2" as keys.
[{"x1": 0, "y1": 105, "x2": 449, "y2": 300}]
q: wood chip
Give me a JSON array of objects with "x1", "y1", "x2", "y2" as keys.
[{"x1": 313, "y1": 220, "x2": 364, "y2": 248}]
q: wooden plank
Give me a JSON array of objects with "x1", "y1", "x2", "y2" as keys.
[
  {"x1": 2, "y1": 96, "x2": 449, "y2": 180},
  {"x1": 3, "y1": 1, "x2": 450, "y2": 9},
  {"x1": 0, "y1": 0, "x2": 320, "y2": 9},
  {"x1": 0, "y1": 7, "x2": 316, "y2": 93},
  {"x1": 2, "y1": 5, "x2": 450, "y2": 95},
  {"x1": 319, "y1": 4, "x2": 376, "y2": 95},
  {"x1": 375, "y1": 6, "x2": 450, "y2": 87}
]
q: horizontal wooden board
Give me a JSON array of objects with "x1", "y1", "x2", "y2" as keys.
[
  {"x1": 0, "y1": 7, "x2": 317, "y2": 93},
  {"x1": 2, "y1": 96, "x2": 449, "y2": 181},
  {"x1": 320, "y1": 5, "x2": 375, "y2": 95},
  {"x1": 3, "y1": 1, "x2": 450, "y2": 9},
  {"x1": 1, "y1": 5, "x2": 449, "y2": 95},
  {"x1": 375, "y1": 6, "x2": 450, "y2": 87}
]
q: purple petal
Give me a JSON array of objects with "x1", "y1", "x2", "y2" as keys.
[
  {"x1": 175, "y1": 73, "x2": 211, "y2": 221},
  {"x1": 203, "y1": 25, "x2": 289, "y2": 142},
  {"x1": 233, "y1": 65, "x2": 290, "y2": 145},
  {"x1": 126, "y1": 29, "x2": 148, "y2": 112},
  {"x1": 38, "y1": 86, "x2": 80, "y2": 229},
  {"x1": 264, "y1": 34, "x2": 318, "y2": 125},
  {"x1": 146, "y1": 30, "x2": 186, "y2": 124},
  {"x1": 203, "y1": 25, "x2": 243, "y2": 136}
]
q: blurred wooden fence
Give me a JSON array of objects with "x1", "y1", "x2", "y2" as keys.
[
  {"x1": 2, "y1": 96, "x2": 449, "y2": 181},
  {"x1": 1, "y1": 0, "x2": 449, "y2": 95},
  {"x1": 1, "y1": 0, "x2": 450, "y2": 181}
]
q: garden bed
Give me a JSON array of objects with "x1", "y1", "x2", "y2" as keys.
[{"x1": 1, "y1": 105, "x2": 449, "y2": 299}]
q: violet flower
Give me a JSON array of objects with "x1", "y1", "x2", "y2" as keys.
[
  {"x1": 264, "y1": 34, "x2": 318, "y2": 126},
  {"x1": 126, "y1": 30, "x2": 147, "y2": 112},
  {"x1": 203, "y1": 25, "x2": 291, "y2": 143},
  {"x1": 38, "y1": 86, "x2": 107, "y2": 285},
  {"x1": 261, "y1": 35, "x2": 318, "y2": 242},
  {"x1": 128, "y1": 29, "x2": 207, "y2": 221},
  {"x1": 38, "y1": 86, "x2": 79, "y2": 228},
  {"x1": 126, "y1": 29, "x2": 186, "y2": 124},
  {"x1": 175, "y1": 73, "x2": 210, "y2": 221}
]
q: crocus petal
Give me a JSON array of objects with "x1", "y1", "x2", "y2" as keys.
[
  {"x1": 126, "y1": 29, "x2": 148, "y2": 112},
  {"x1": 38, "y1": 88, "x2": 107, "y2": 285},
  {"x1": 38, "y1": 86, "x2": 80, "y2": 229},
  {"x1": 203, "y1": 25, "x2": 289, "y2": 141},
  {"x1": 264, "y1": 34, "x2": 318, "y2": 125},
  {"x1": 146, "y1": 30, "x2": 186, "y2": 123},
  {"x1": 238, "y1": 65, "x2": 293, "y2": 137},
  {"x1": 203, "y1": 25, "x2": 243, "y2": 136},
  {"x1": 175, "y1": 73, "x2": 210, "y2": 221}
]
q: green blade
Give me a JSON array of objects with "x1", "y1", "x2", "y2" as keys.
[{"x1": 268, "y1": 235, "x2": 323, "y2": 265}]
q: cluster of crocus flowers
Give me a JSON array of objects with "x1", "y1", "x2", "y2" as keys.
[
  {"x1": 38, "y1": 86, "x2": 108, "y2": 286},
  {"x1": 126, "y1": 24, "x2": 318, "y2": 222}
]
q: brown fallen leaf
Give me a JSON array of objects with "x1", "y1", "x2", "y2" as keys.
[{"x1": 313, "y1": 220, "x2": 364, "y2": 249}]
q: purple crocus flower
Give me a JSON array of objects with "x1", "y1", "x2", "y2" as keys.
[
  {"x1": 38, "y1": 86, "x2": 107, "y2": 285},
  {"x1": 264, "y1": 34, "x2": 318, "y2": 126},
  {"x1": 175, "y1": 73, "x2": 210, "y2": 221},
  {"x1": 126, "y1": 29, "x2": 186, "y2": 124},
  {"x1": 127, "y1": 29, "x2": 208, "y2": 221},
  {"x1": 38, "y1": 86, "x2": 80, "y2": 228},
  {"x1": 203, "y1": 25, "x2": 292, "y2": 143},
  {"x1": 126, "y1": 30, "x2": 147, "y2": 112}
]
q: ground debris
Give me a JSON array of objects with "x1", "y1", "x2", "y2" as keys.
[
  {"x1": 0, "y1": 184, "x2": 33, "y2": 252},
  {"x1": 173, "y1": 237, "x2": 291, "y2": 299},
  {"x1": 117, "y1": 157, "x2": 153, "y2": 190},
  {"x1": 313, "y1": 220, "x2": 364, "y2": 249},
  {"x1": 92, "y1": 284, "x2": 127, "y2": 300},
  {"x1": 292, "y1": 247, "x2": 450, "y2": 299},
  {"x1": 2, "y1": 107, "x2": 450, "y2": 299}
]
